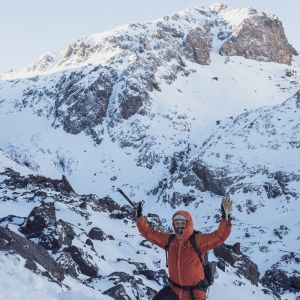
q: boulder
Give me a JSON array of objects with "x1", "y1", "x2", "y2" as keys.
[
  {"x1": 19, "y1": 202, "x2": 60, "y2": 251},
  {"x1": 0, "y1": 227, "x2": 64, "y2": 281},
  {"x1": 88, "y1": 227, "x2": 114, "y2": 241}
]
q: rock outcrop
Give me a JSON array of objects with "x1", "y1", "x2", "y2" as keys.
[
  {"x1": 184, "y1": 23, "x2": 212, "y2": 65},
  {"x1": 220, "y1": 13, "x2": 298, "y2": 65},
  {"x1": 261, "y1": 252, "x2": 300, "y2": 295},
  {"x1": 63, "y1": 245, "x2": 98, "y2": 277},
  {"x1": 214, "y1": 243, "x2": 260, "y2": 286}
]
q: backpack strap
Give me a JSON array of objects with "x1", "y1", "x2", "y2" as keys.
[
  {"x1": 189, "y1": 231, "x2": 211, "y2": 287},
  {"x1": 164, "y1": 234, "x2": 175, "y2": 267},
  {"x1": 189, "y1": 231, "x2": 203, "y2": 264}
]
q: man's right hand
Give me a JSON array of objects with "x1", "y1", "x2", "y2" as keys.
[{"x1": 134, "y1": 202, "x2": 143, "y2": 217}]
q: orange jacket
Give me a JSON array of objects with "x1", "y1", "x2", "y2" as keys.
[{"x1": 136, "y1": 210, "x2": 232, "y2": 300}]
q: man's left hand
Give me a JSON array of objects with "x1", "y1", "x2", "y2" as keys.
[{"x1": 221, "y1": 197, "x2": 233, "y2": 221}]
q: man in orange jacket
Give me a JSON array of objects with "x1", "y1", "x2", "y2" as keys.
[{"x1": 135, "y1": 197, "x2": 232, "y2": 300}]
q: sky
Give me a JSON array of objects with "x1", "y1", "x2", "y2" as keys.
[{"x1": 0, "y1": 0, "x2": 299, "y2": 73}]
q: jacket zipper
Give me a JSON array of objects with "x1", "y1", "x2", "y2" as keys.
[{"x1": 177, "y1": 243, "x2": 183, "y2": 299}]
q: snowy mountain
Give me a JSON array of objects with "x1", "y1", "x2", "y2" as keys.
[{"x1": 0, "y1": 2, "x2": 299, "y2": 299}]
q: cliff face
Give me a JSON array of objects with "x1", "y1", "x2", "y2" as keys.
[{"x1": 220, "y1": 13, "x2": 298, "y2": 65}]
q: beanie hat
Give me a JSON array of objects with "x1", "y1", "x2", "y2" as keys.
[{"x1": 173, "y1": 213, "x2": 187, "y2": 221}]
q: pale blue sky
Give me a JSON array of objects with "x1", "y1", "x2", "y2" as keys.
[{"x1": 1, "y1": 0, "x2": 299, "y2": 72}]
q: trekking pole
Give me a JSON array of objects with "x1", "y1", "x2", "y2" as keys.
[{"x1": 117, "y1": 188, "x2": 145, "y2": 207}]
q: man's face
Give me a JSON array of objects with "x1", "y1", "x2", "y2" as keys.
[{"x1": 173, "y1": 220, "x2": 187, "y2": 236}]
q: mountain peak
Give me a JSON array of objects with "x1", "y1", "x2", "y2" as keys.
[{"x1": 2, "y1": 2, "x2": 297, "y2": 80}]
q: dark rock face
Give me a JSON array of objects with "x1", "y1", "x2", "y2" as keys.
[
  {"x1": 170, "y1": 192, "x2": 196, "y2": 208},
  {"x1": 263, "y1": 170, "x2": 299, "y2": 199},
  {"x1": 185, "y1": 24, "x2": 212, "y2": 65},
  {"x1": 90, "y1": 197, "x2": 134, "y2": 221},
  {"x1": 214, "y1": 243, "x2": 260, "y2": 285},
  {"x1": 103, "y1": 284, "x2": 131, "y2": 300},
  {"x1": 0, "y1": 227, "x2": 64, "y2": 281},
  {"x1": 262, "y1": 268, "x2": 291, "y2": 294},
  {"x1": 24, "y1": 258, "x2": 38, "y2": 272},
  {"x1": 20, "y1": 202, "x2": 56, "y2": 236},
  {"x1": 92, "y1": 196, "x2": 121, "y2": 213},
  {"x1": 120, "y1": 94, "x2": 144, "y2": 119},
  {"x1": 220, "y1": 14, "x2": 298, "y2": 65},
  {"x1": 261, "y1": 252, "x2": 300, "y2": 295},
  {"x1": 119, "y1": 79, "x2": 145, "y2": 119},
  {"x1": 64, "y1": 245, "x2": 98, "y2": 277},
  {"x1": 192, "y1": 162, "x2": 226, "y2": 196},
  {"x1": 57, "y1": 220, "x2": 75, "y2": 247},
  {"x1": 88, "y1": 227, "x2": 114, "y2": 241},
  {"x1": 116, "y1": 258, "x2": 168, "y2": 287},
  {"x1": 85, "y1": 238, "x2": 94, "y2": 247},
  {"x1": 295, "y1": 90, "x2": 300, "y2": 108},
  {"x1": 136, "y1": 269, "x2": 167, "y2": 286},
  {"x1": 236, "y1": 254, "x2": 260, "y2": 286},
  {"x1": 56, "y1": 252, "x2": 78, "y2": 278},
  {"x1": 52, "y1": 66, "x2": 117, "y2": 138},
  {"x1": 104, "y1": 270, "x2": 150, "y2": 299},
  {"x1": 2, "y1": 168, "x2": 75, "y2": 195},
  {"x1": 214, "y1": 243, "x2": 240, "y2": 266},
  {"x1": 291, "y1": 277, "x2": 300, "y2": 290},
  {"x1": 19, "y1": 202, "x2": 60, "y2": 251}
]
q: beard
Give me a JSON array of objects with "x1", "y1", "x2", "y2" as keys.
[{"x1": 175, "y1": 227, "x2": 185, "y2": 235}]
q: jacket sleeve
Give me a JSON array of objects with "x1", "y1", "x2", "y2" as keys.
[
  {"x1": 196, "y1": 219, "x2": 232, "y2": 252},
  {"x1": 136, "y1": 216, "x2": 170, "y2": 249}
]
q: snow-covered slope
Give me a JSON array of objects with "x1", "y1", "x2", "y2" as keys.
[
  {"x1": 0, "y1": 161, "x2": 279, "y2": 300},
  {"x1": 0, "y1": 2, "x2": 299, "y2": 299}
]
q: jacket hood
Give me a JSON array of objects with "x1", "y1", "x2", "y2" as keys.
[{"x1": 172, "y1": 210, "x2": 194, "y2": 241}]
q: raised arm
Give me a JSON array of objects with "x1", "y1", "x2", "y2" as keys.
[
  {"x1": 135, "y1": 202, "x2": 170, "y2": 249},
  {"x1": 196, "y1": 197, "x2": 233, "y2": 252}
]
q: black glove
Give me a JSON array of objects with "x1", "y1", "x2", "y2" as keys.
[{"x1": 136, "y1": 202, "x2": 143, "y2": 217}]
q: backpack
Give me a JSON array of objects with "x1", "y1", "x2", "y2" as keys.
[{"x1": 164, "y1": 230, "x2": 216, "y2": 287}]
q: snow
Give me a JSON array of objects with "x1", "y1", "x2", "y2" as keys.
[
  {"x1": 0, "y1": 2, "x2": 299, "y2": 299},
  {"x1": 0, "y1": 253, "x2": 110, "y2": 300}
]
